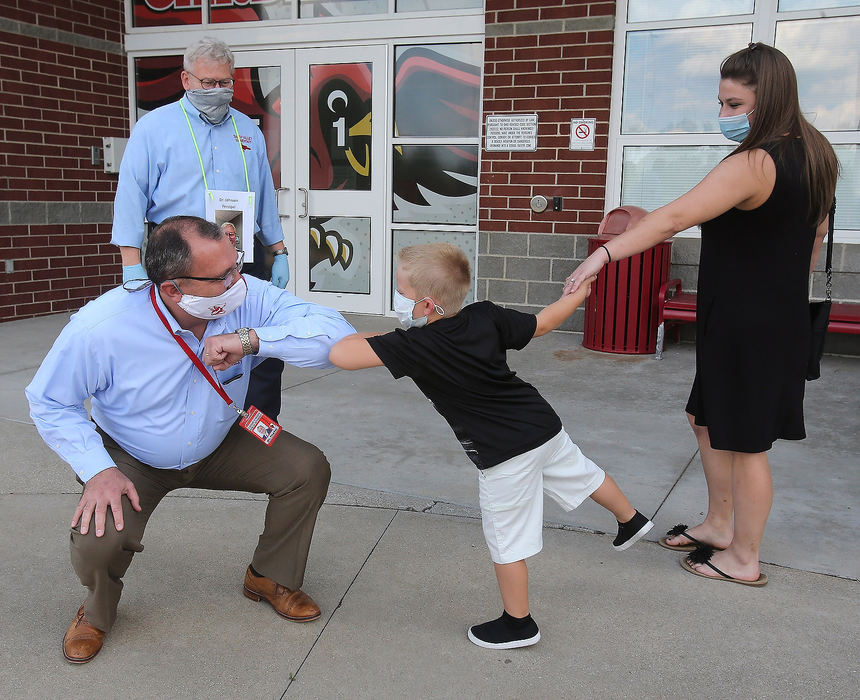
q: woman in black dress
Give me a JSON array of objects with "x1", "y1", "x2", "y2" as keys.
[{"x1": 565, "y1": 43, "x2": 838, "y2": 585}]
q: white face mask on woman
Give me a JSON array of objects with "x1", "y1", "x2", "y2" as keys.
[{"x1": 173, "y1": 276, "x2": 247, "y2": 319}]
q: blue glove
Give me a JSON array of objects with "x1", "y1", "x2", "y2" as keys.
[
  {"x1": 122, "y1": 263, "x2": 147, "y2": 284},
  {"x1": 271, "y1": 253, "x2": 290, "y2": 288}
]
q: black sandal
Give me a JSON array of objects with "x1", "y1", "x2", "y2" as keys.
[
  {"x1": 658, "y1": 523, "x2": 726, "y2": 552},
  {"x1": 681, "y1": 545, "x2": 767, "y2": 587}
]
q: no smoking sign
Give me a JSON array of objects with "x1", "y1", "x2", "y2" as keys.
[{"x1": 569, "y1": 118, "x2": 596, "y2": 151}]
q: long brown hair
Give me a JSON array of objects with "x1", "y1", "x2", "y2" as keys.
[{"x1": 720, "y1": 42, "x2": 839, "y2": 226}]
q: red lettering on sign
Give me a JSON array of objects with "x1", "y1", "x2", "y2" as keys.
[
  {"x1": 144, "y1": 0, "x2": 197, "y2": 11},
  {"x1": 145, "y1": 0, "x2": 274, "y2": 10}
]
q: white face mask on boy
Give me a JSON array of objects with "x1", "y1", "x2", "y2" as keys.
[{"x1": 393, "y1": 289, "x2": 444, "y2": 329}]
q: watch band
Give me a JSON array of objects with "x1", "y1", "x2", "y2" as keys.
[
  {"x1": 236, "y1": 327, "x2": 253, "y2": 356},
  {"x1": 272, "y1": 248, "x2": 288, "y2": 256}
]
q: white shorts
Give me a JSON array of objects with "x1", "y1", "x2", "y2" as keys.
[{"x1": 478, "y1": 429, "x2": 605, "y2": 565}]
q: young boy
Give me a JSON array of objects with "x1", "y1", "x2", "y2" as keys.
[{"x1": 329, "y1": 243, "x2": 653, "y2": 650}]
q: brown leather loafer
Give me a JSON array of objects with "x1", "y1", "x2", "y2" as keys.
[
  {"x1": 242, "y1": 566, "x2": 321, "y2": 622},
  {"x1": 63, "y1": 604, "x2": 105, "y2": 664}
]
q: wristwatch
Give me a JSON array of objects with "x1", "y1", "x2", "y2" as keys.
[
  {"x1": 272, "y1": 248, "x2": 288, "y2": 256},
  {"x1": 236, "y1": 327, "x2": 254, "y2": 356}
]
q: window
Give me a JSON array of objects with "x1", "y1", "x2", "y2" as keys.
[
  {"x1": 609, "y1": 1, "x2": 860, "y2": 240},
  {"x1": 130, "y1": 0, "x2": 483, "y2": 27},
  {"x1": 299, "y1": 0, "x2": 387, "y2": 17},
  {"x1": 398, "y1": 0, "x2": 482, "y2": 10},
  {"x1": 391, "y1": 42, "x2": 483, "y2": 307},
  {"x1": 627, "y1": 0, "x2": 754, "y2": 22}
]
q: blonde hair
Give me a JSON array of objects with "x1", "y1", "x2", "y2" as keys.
[{"x1": 397, "y1": 243, "x2": 471, "y2": 314}]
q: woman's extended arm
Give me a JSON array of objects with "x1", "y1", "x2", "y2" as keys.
[{"x1": 564, "y1": 149, "x2": 776, "y2": 294}]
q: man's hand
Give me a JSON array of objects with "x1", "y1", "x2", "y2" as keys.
[
  {"x1": 72, "y1": 467, "x2": 141, "y2": 537},
  {"x1": 271, "y1": 253, "x2": 290, "y2": 288},
  {"x1": 203, "y1": 330, "x2": 258, "y2": 370}
]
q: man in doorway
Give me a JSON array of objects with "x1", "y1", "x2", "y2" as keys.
[
  {"x1": 221, "y1": 220, "x2": 239, "y2": 248},
  {"x1": 27, "y1": 216, "x2": 355, "y2": 663},
  {"x1": 112, "y1": 36, "x2": 288, "y2": 420}
]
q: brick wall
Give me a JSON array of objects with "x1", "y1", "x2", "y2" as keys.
[
  {"x1": 479, "y1": 0, "x2": 615, "y2": 330},
  {"x1": 0, "y1": 1, "x2": 126, "y2": 321}
]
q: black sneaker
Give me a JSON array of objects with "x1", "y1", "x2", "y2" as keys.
[
  {"x1": 613, "y1": 510, "x2": 653, "y2": 551},
  {"x1": 467, "y1": 611, "x2": 540, "y2": 649}
]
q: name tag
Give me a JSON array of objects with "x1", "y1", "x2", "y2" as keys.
[
  {"x1": 239, "y1": 405, "x2": 281, "y2": 446},
  {"x1": 205, "y1": 189, "x2": 256, "y2": 263}
]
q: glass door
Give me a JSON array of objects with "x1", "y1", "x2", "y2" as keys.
[
  {"x1": 295, "y1": 46, "x2": 388, "y2": 314},
  {"x1": 232, "y1": 50, "x2": 296, "y2": 295}
]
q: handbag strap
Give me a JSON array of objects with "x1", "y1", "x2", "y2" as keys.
[{"x1": 825, "y1": 199, "x2": 835, "y2": 302}]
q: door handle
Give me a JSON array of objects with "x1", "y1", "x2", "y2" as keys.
[
  {"x1": 276, "y1": 187, "x2": 290, "y2": 219},
  {"x1": 298, "y1": 187, "x2": 308, "y2": 219}
]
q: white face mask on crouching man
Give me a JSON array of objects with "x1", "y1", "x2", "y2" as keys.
[{"x1": 172, "y1": 276, "x2": 247, "y2": 320}]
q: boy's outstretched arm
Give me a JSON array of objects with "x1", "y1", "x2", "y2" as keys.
[
  {"x1": 329, "y1": 333, "x2": 385, "y2": 370},
  {"x1": 533, "y1": 277, "x2": 595, "y2": 337}
]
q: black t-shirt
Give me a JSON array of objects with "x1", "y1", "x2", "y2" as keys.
[{"x1": 367, "y1": 301, "x2": 562, "y2": 469}]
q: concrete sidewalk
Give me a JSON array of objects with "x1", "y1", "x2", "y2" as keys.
[{"x1": 1, "y1": 312, "x2": 857, "y2": 699}]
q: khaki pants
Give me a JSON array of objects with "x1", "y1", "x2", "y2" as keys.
[{"x1": 70, "y1": 422, "x2": 331, "y2": 632}]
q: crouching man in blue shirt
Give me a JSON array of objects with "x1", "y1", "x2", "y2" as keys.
[{"x1": 26, "y1": 216, "x2": 355, "y2": 664}]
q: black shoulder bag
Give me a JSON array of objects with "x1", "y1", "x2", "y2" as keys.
[{"x1": 807, "y1": 200, "x2": 836, "y2": 381}]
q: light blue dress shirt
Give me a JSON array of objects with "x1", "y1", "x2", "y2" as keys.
[
  {"x1": 25, "y1": 276, "x2": 355, "y2": 482},
  {"x1": 111, "y1": 99, "x2": 282, "y2": 249}
]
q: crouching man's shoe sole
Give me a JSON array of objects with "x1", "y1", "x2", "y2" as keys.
[
  {"x1": 63, "y1": 604, "x2": 105, "y2": 664},
  {"x1": 242, "y1": 566, "x2": 321, "y2": 622}
]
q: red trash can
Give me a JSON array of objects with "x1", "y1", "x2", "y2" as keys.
[{"x1": 582, "y1": 206, "x2": 672, "y2": 354}]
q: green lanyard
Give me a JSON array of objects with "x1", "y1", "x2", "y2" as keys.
[{"x1": 180, "y1": 98, "x2": 252, "y2": 201}]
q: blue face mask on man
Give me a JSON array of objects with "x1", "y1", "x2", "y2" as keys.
[{"x1": 719, "y1": 108, "x2": 755, "y2": 142}]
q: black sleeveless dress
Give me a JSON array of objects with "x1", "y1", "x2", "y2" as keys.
[{"x1": 685, "y1": 139, "x2": 815, "y2": 453}]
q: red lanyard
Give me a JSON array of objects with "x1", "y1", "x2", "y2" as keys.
[{"x1": 149, "y1": 285, "x2": 243, "y2": 416}]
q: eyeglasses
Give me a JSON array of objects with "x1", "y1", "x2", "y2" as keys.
[
  {"x1": 186, "y1": 71, "x2": 235, "y2": 90},
  {"x1": 175, "y1": 250, "x2": 244, "y2": 288}
]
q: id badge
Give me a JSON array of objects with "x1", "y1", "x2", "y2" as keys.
[
  {"x1": 239, "y1": 405, "x2": 282, "y2": 446},
  {"x1": 205, "y1": 189, "x2": 256, "y2": 263}
]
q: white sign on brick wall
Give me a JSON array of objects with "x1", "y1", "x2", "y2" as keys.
[
  {"x1": 485, "y1": 113, "x2": 538, "y2": 152},
  {"x1": 569, "y1": 118, "x2": 596, "y2": 151}
]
